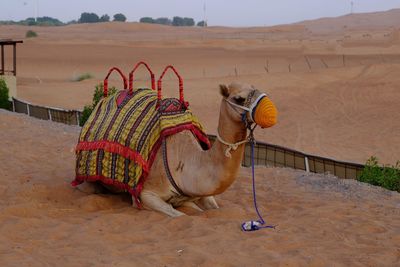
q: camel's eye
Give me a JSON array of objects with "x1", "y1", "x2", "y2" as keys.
[{"x1": 233, "y1": 95, "x2": 246, "y2": 105}]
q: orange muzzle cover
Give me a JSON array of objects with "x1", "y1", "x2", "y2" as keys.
[{"x1": 252, "y1": 96, "x2": 278, "y2": 128}]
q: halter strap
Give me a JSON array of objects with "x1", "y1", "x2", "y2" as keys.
[
  {"x1": 216, "y1": 131, "x2": 249, "y2": 158},
  {"x1": 225, "y1": 93, "x2": 267, "y2": 123}
]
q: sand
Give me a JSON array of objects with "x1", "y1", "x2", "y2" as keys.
[
  {"x1": 0, "y1": 109, "x2": 399, "y2": 267},
  {"x1": 0, "y1": 8, "x2": 400, "y2": 266}
]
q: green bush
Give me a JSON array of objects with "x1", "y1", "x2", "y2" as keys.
[
  {"x1": 79, "y1": 104, "x2": 94, "y2": 127},
  {"x1": 99, "y1": 14, "x2": 110, "y2": 22},
  {"x1": 154, "y1": 17, "x2": 171, "y2": 25},
  {"x1": 73, "y1": 73, "x2": 93, "y2": 82},
  {"x1": 140, "y1": 17, "x2": 155, "y2": 24},
  {"x1": 113, "y1": 13, "x2": 127, "y2": 22},
  {"x1": 172, "y1": 16, "x2": 195, "y2": 26},
  {"x1": 26, "y1": 30, "x2": 38, "y2": 38},
  {"x1": 358, "y1": 156, "x2": 400, "y2": 192},
  {"x1": 79, "y1": 12, "x2": 100, "y2": 23},
  {"x1": 20, "y1": 16, "x2": 64, "y2": 26},
  {"x1": 0, "y1": 78, "x2": 11, "y2": 110},
  {"x1": 197, "y1": 20, "x2": 207, "y2": 27},
  {"x1": 79, "y1": 83, "x2": 117, "y2": 126}
]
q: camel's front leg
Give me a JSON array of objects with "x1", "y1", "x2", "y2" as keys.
[
  {"x1": 139, "y1": 190, "x2": 185, "y2": 217},
  {"x1": 182, "y1": 201, "x2": 204, "y2": 212},
  {"x1": 76, "y1": 182, "x2": 105, "y2": 194},
  {"x1": 197, "y1": 196, "x2": 219, "y2": 210}
]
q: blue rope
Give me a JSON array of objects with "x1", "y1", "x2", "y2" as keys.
[{"x1": 241, "y1": 133, "x2": 275, "y2": 232}]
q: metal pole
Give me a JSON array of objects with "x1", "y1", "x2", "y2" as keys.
[
  {"x1": 203, "y1": 1, "x2": 207, "y2": 27},
  {"x1": 35, "y1": 0, "x2": 38, "y2": 22},
  {"x1": 305, "y1": 156, "x2": 310, "y2": 172}
]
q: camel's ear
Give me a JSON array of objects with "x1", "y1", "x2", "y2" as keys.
[{"x1": 219, "y1": 84, "x2": 230, "y2": 98}]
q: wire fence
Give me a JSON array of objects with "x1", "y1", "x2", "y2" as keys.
[
  {"x1": 11, "y1": 97, "x2": 364, "y2": 180},
  {"x1": 202, "y1": 136, "x2": 364, "y2": 180},
  {"x1": 242, "y1": 140, "x2": 364, "y2": 179},
  {"x1": 155, "y1": 54, "x2": 400, "y2": 80},
  {"x1": 13, "y1": 97, "x2": 81, "y2": 125}
]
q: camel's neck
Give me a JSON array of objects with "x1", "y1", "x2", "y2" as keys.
[{"x1": 181, "y1": 101, "x2": 248, "y2": 196}]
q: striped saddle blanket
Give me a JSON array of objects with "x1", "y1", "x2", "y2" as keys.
[{"x1": 72, "y1": 88, "x2": 210, "y2": 203}]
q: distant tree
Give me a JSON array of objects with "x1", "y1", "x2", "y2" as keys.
[
  {"x1": 18, "y1": 16, "x2": 63, "y2": 26},
  {"x1": 67, "y1": 20, "x2": 78, "y2": 25},
  {"x1": 99, "y1": 14, "x2": 110, "y2": 22},
  {"x1": 113, "y1": 13, "x2": 127, "y2": 22},
  {"x1": 172, "y1": 16, "x2": 184, "y2": 26},
  {"x1": 0, "y1": 20, "x2": 15, "y2": 25},
  {"x1": 79, "y1": 12, "x2": 100, "y2": 23},
  {"x1": 172, "y1": 16, "x2": 195, "y2": 26},
  {"x1": 24, "y1": 17, "x2": 37, "y2": 26},
  {"x1": 140, "y1": 17, "x2": 154, "y2": 24},
  {"x1": 36, "y1": 16, "x2": 63, "y2": 26},
  {"x1": 1, "y1": 17, "x2": 63, "y2": 26},
  {"x1": 197, "y1": 20, "x2": 207, "y2": 27},
  {"x1": 154, "y1": 17, "x2": 171, "y2": 25},
  {"x1": 183, "y1": 17, "x2": 195, "y2": 26},
  {"x1": 1, "y1": 16, "x2": 64, "y2": 26}
]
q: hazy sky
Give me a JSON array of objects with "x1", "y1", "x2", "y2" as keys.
[{"x1": 0, "y1": 0, "x2": 399, "y2": 26}]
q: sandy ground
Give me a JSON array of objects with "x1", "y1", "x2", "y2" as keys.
[
  {"x1": 0, "y1": 109, "x2": 399, "y2": 267},
  {"x1": 1, "y1": 16, "x2": 399, "y2": 165},
  {"x1": 1, "y1": 9, "x2": 400, "y2": 266}
]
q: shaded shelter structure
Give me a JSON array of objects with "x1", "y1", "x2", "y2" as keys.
[
  {"x1": 0, "y1": 39, "x2": 23, "y2": 100},
  {"x1": 0, "y1": 39, "x2": 23, "y2": 75}
]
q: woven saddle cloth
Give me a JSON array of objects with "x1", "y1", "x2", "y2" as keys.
[{"x1": 72, "y1": 88, "x2": 210, "y2": 201}]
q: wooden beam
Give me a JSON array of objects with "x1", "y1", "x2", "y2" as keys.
[
  {"x1": 13, "y1": 43, "x2": 17, "y2": 76},
  {"x1": 1, "y1": 44, "x2": 4, "y2": 75}
]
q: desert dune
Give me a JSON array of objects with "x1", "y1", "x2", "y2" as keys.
[
  {"x1": 1, "y1": 11, "x2": 400, "y2": 164},
  {"x1": 0, "y1": 8, "x2": 400, "y2": 266}
]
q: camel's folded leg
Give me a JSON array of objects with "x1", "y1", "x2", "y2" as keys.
[
  {"x1": 139, "y1": 190, "x2": 185, "y2": 217},
  {"x1": 197, "y1": 196, "x2": 219, "y2": 210},
  {"x1": 76, "y1": 182, "x2": 105, "y2": 194},
  {"x1": 182, "y1": 201, "x2": 204, "y2": 212}
]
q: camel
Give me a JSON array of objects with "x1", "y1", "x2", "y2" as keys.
[{"x1": 78, "y1": 82, "x2": 277, "y2": 217}]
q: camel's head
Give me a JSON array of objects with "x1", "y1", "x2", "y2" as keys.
[{"x1": 219, "y1": 83, "x2": 277, "y2": 128}]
